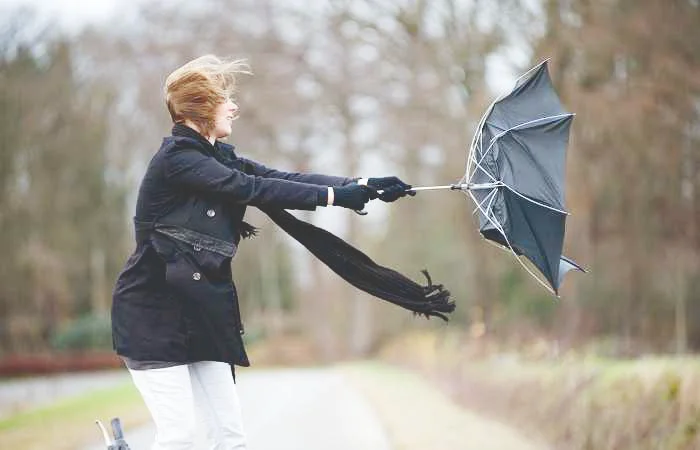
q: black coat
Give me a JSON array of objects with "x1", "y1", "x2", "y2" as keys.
[{"x1": 111, "y1": 124, "x2": 352, "y2": 366}]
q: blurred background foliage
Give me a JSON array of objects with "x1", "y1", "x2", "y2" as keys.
[{"x1": 0, "y1": 0, "x2": 698, "y2": 360}]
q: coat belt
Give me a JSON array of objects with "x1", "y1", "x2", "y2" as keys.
[{"x1": 134, "y1": 219, "x2": 237, "y2": 257}]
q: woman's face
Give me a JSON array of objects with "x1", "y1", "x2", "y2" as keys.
[{"x1": 212, "y1": 98, "x2": 239, "y2": 140}]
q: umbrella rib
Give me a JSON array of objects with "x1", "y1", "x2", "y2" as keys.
[
  {"x1": 485, "y1": 187, "x2": 500, "y2": 218},
  {"x1": 485, "y1": 186, "x2": 503, "y2": 221},
  {"x1": 467, "y1": 189, "x2": 556, "y2": 295},
  {"x1": 515, "y1": 195, "x2": 559, "y2": 290},
  {"x1": 499, "y1": 59, "x2": 551, "y2": 98},
  {"x1": 473, "y1": 114, "x2": 573, "y2": 186},
  {"x1": 467, "y1": 59, "x2": 551, "y2": 180},
  {"x1": 468, "y1": 137, "x2": 499, "y2": 185},
  {"x1": 501, "y1": 184, "x2": 569, "y2": 216},
  {"x1": 467, "y1": 114, "x2": 573, "y2": 199},
  {"x1": 467, "y1": 186, "x2": 557, "y2": 296},
  {"x1": 469, "y1": 113, "x2": 574, "y2": 215},
  {"x1": 508, "y1": 130, "x2": 562, "y2": 199},
  {"x1": 472, "y1": 138, "x2": 497, "y2": 178},
  {"x1": 470, "y1": 157, "x2": 499, "y2": 185},
  {"x1": 471, "y1": 186, "x2": 499, "y2": 216},
  {"x1": 467, "y1": 100, "x2": 497, "y2": 179},
  {"x1": 468, "y1": 189, "x2": 507, "y2": 239},
  {"x1": 499, "y1": 131, "x2": 569, "y2": 215},
  {"x1": 487, "y1": 114, "x2": 574, "y2": 147}
]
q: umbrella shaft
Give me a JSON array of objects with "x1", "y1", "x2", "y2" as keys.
[
  {"x1": 408, "y1": 183, "x2": 498, "y2": 192},
  {"x1": 409, "y1": 185, "x2": 458, "y2": 191}
]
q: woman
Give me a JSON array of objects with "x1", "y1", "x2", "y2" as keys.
[{"x1": 111, "y1": 55, "x2": 414, "y2": 449}]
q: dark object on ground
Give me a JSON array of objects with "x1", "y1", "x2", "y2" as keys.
[{"x1": 96, "y1": 417, "x2": 131, "y2": 449}]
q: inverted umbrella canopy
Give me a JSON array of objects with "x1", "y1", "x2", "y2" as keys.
[
  {"x1": 464, "y1": 60, "x2": 584, "y2": 294},
  {"x1": 361, "y1": 59, "x2": 583, "y2": 295}
]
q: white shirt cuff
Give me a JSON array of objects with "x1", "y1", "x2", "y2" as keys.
[{"x1": 327, "y1": 186, "x2": 334, "y2": 206}]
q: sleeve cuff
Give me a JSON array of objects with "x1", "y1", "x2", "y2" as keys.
[
  {"x1": 327, "y1": 186, "x2": 334, "y2": 206},
  {"x1": 317, "y1": 188, "x2": 328, "y2": 206},
  {"x1": 317, "y1": 187, "x2": 334, "y2": 206}
]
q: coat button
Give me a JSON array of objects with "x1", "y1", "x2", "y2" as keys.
[
  {"x1": 206, "y1": 209, "x2": 216, "y2": 217},
  {"x1": 192, "y1": 272, "x2": 201, "y2": 281}
]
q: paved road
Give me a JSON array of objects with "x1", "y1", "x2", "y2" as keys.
[
  {"x1": 86, "y1": 368, "x2": 392, "y2": 450},
  {"x1": 39, "y1": 364, "x2": 550, "y2": 450}
]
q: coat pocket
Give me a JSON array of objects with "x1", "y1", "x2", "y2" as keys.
[
  {"x1": 164, "y1": 251, "x2": 241, "y2": 362},
  {"x1": 163, "y1": 251, "x2": 235, "y2": 309},
  {"x1": 164, "y1": 251, "x2": 200, "y2": 295}
]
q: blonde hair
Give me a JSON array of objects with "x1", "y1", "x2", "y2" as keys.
[{"x1": 164, "y1": 55, "x2": 251, "y2": 135}]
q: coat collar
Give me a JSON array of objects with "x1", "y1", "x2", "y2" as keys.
[
  {"x1": 171, "y1": 123, "x2": 237, "y2": 160},
  {"x1": 172, "y1": 123, "x2": 214, "y2": 150}
]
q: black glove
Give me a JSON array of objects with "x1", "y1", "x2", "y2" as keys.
[
  {"x1": 332, "y1": 184, "x2": 373, "y2": 210},
  {"x1": 367, "y1": 176, "x2": 416, "y2": 202}
]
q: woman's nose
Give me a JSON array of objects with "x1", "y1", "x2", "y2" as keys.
[{"x1": 230, "y1": 101, "x2": 239, "y2": 113}]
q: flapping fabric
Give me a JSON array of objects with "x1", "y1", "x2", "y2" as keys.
[
  {"x1": 261, "y1": 207, "x2": 455, "y2": 321},
  {"x1": 497, "y1": 116, "x2": 572, "y2": 211},
  {"x1": 489, "y1": 62, "x2": 569, "y2": 130},
  {"x1": 501, "y1": 189, "x2": 566, "y2": 291},
  {"x1": 558, "y1": 256, "x2": 585, "y2": 290}
]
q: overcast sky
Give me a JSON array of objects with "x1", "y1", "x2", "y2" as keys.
[
  {"x1": 1, "y1": 0, "x2": 135, "y2": 30},
  {"x1": 1, "y1": 0, "x2": 529, "y2": 92}
]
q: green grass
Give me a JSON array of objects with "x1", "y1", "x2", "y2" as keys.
[{"x1": 0, "y1": 381, "x2": 149, "y2": 450}]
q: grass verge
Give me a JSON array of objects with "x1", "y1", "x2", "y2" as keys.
[
  {"x1": 379, "y1": 331, "x2": 700, "y2": 450},
  {"x1": 343, "y1": 361, "x2": 548, "y2": 450},
  {"x1": 0, "y1": 381, "x2": 149, "y2": 450}
]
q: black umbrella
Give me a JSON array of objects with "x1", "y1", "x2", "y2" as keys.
[{"x1": 395, "y1": 60, "x2": 584, "y2": 295}]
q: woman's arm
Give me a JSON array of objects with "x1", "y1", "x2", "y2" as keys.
[
  {"x1": 238, "y1": 158, "x2": 415, "y2": 203},
  {"x1": 164, "y1": 144, "x2": 327, "y2": 210},
  {"x1": 164, "y1": 143, "x2": 373, "y2": 211},
  {"x1": 239, "y1": 157, "x2": 355, "y2": 187}
]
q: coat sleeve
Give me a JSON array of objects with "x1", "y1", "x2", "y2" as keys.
[
  {"x1": 240, "y1": 157, "x2": 355, "y2": 187},
  {"x1": 163, "y1": 145, "x2": 326, "y2": 210}
]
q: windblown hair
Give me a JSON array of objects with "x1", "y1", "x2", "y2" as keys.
[{"x1": 164, "y1": 55, "x2": 250, "y2": 135}]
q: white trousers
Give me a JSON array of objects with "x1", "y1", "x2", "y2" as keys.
[{"x1": 128, "y1": 361, "x2": 247, "y2": 450}]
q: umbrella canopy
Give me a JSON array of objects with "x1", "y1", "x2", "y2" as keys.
[{"x1": 464, "y1": 60, "x2": 584, "y2": 294}]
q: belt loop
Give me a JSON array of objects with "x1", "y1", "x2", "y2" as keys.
[{"x1": 133, "y1": 218, "x2": 156, "y2": 243}]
